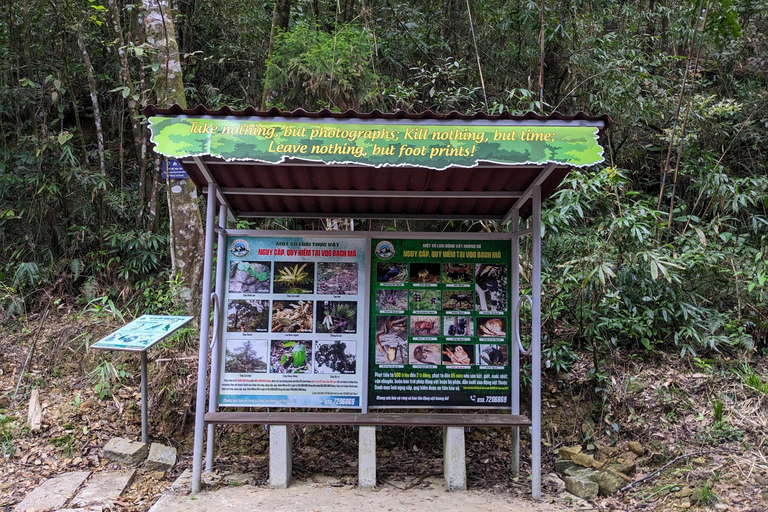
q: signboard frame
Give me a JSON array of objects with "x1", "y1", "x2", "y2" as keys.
[{"x1": 216, "y1": 231, "x2": 371, "y2": 409}]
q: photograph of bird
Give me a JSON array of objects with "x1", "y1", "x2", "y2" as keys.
[{"x1": 377, "y1": 265, "x2": 401, "y2": 282}]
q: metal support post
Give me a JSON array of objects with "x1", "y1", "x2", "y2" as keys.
[
  {"x1": 531, "y1": 186, "x2": 542, "y2": 499},
  {"x1": 140, "y1": 350, "x2": 148, "y2": 444},
  {"x1": 191, "y1": 184, "x2": 219, "y2": 494},
  {"x1": 510, "y1": 210, "x2": 520, "y2": 477},
  {"x1": 206, "y1": 203, "x2": 228, "y2": 471}
]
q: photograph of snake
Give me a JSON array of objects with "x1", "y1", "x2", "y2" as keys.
[{"x1": 374, "y1": 315, "x2": 407, "y2": 364}]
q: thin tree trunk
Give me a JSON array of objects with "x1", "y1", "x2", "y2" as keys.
[
  {"x1": 76, "y1": 27, "x2": 106, "y2": 178},
  {"x1": 260, "y1": 0, "x2": 291, "y2": 110},
  {"x1": 143, "y1": 0, "x2": 204, "y2": 316}
]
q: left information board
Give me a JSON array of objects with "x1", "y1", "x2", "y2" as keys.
[
  {"x1": 219, "y1": 234, "x2": 366, "y2": 408},
  {"x1": 91, "y1": 315, "x2": 194, "y2": 351}
]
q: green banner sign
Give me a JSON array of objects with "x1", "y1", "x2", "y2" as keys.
[
  {"x1": 148, "y1": 116, "x2": 604, "y2": 170},
  {"x1": 369, "y1": 237, "x2": 512, "y2": 408}
]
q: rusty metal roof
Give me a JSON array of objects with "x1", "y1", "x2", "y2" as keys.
[{"x1": 144, "y1": 106, "x2": 612, "y2": 221}]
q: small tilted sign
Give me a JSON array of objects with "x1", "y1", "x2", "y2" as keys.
[{"x1": 91, "y1": 315, "x2": 193, "y2": 352}]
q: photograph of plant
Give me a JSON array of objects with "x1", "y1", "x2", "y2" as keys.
[
  {"x1": 409, "y1": 343, "x2": 441, "y2": 365},
  {"x1": 227, "y1": 299, "x2": 269, "y2": 332},
  {"x1": 374, "y1": 315, "x2": 407, "y2": 364},
  {"x1": 409, "y1": 289, "x2": 441, "y2": 311},
  {"x1": 442, "y1": 290, "x2": 473, "y2": 311},
  {"x1": 317, "y1": 262, "x2": 358, "y2": 295},
  {"x1": 410, "y1": 315, "x2": 440, "y2": 336},
  {"x1": 229, "y1": 261, "x2": 271, "y2": 293},
  {"x1": 225, "y1": 339, "x2": 268, "y2": 373},
  {"x1": 479, "y1": 344, "x2": 508, "y2": 366},
  {"x1": 376, "y1": 262, "x2": 407, "y2": 283},
  {"x1": 443, "y1": 316, "x2": 473, "y2": 337},
  {"x1": 477, "y1": 317, "x2": 507, "y2": 337},
  {"x1": 474, "y1": 264, "x2": 508, "y2": 311},
  {"x1": 270, "y1": 340, "x2": 312, "y2": 373},
  {"x1": 316, "y1": 301, "x2": 357, "y2": 333},
  {"x1": 376, "y1": 289, "x2": 408, "y2": 311},
  {"x1": 314, "y1": 340, "x2": 356, "y2": 374},
  {"x1": 442, "y1": 344, "x2": 474, "y2": 365},
  {"x1": 271, "y1": 300, "x2": 314, "y2": 332},
  {"x1": 409, "y1": 263, "x2": 441, "y2": 283},
  {"x1": 273, "y1": 262, "x2": 315, "y2": 294},
  {"x1": 442, "y1": 263, "x2": 474, "y2": 284}
]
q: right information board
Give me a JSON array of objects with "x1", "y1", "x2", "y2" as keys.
[{"x1": 369, "y1": 237, "x2": 512, "y2": 408}]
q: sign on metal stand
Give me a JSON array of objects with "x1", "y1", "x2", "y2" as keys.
[{"x1": 90, "y1": 315, "x2": 194, "y2": 443}]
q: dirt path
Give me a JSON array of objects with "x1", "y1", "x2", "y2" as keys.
[{"x1": 149, "y1": 478, "x2": 589, "y2": 512}]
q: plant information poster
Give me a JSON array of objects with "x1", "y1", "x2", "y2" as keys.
[
  {"x1": 369, "y1": 237, "x2": 512, "y2": 408},
  {"x1": 219, "y1": 235, "x2": 366, "y2": 408}
]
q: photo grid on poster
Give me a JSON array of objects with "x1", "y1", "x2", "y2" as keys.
[
  {"x1": 220, "y1": 236, "x2": 365, "y2": 408},
  {"x1": 370, "y1": 238, "x2": 512, "y2": 408}
]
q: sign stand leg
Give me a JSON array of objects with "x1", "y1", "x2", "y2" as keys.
[{"x1": 141, "y1": 350, "x2": 148, "y2": 444}]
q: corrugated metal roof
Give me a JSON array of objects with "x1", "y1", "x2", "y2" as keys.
[{"x1": 144, "y1": 106, "x2": 612, "y2": 221}]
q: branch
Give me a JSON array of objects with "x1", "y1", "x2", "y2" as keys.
[{"x1": 620, "y1": 449, "x2": 734, "y2": 493}]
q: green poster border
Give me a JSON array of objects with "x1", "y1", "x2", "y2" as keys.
[{"x1": 368, "y1": 236, "x2": 513, "y2": 409}]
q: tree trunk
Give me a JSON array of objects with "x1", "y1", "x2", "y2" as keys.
[
  {"x1": 260, "y1": 0, "x2": 291, "y2": 110},
  {"x1": 142, "y1": 0, "x2": 204, "y2": 316}
]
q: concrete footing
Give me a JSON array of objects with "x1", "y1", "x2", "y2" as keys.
[
  {"x1": 443, "y1": 426, "x2": 467, "y2": 491},
  {"x1": 358, "y1": 426, "x2": 377, "y2": 488},
  {"x1": 269, "y1": 425, "x2": 292, "y2": 488}
]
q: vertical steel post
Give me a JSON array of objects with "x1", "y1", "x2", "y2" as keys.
[
  {"x1": 361, "y1": 234, "x2": 372, "y2": 413},
  {"x1": 510, "y1": 210, "x2": 520, "y2": 476},
  {"x1": 206, "y1": 203, "x2": 228, "y2": 471},
  {"x1": 140, "y1": 350, "x2": 148, "y2": 444},
  {"x1": 531, "y1": 187, "x2": 542, "y2": 499},
  {"x1": 191, "y1": 183, "x2": 219, "y2": 494}
]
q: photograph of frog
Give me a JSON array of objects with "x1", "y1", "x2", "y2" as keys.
[
  {"x1": 273, "y1": 262, "x2": 315, "y2": 294},
  {"x1": 376, "y1": 289, "x2": 408, "y2": 311},
  {"x1": 227, "y1": 299, "x2": 269, "y2": 332},
  {"x1": 229, "y1": 261, "x2": 271, "y2": 293},
  {"x1": 441, "y1": 344, "x2": 474, "y2": 365},
  {"x1": 409, "y1": 343, "x2": 442, "y2": 365},
  {"x1": 409, "y1": 263, "x2": 441, "y2": 283},
  {"x1": 442, "y1": 263, "x2": 474, "y2": 284},
  {"x1": 317, "y1": 262, "x2": 358, "y2": 295},
  {"x1": 479, "y1": 344, "x2": 508, "y2": 366},
  {"x1": 374, "y1": 315, "x2": 407, "y2": 364},
  {"x1": 442, "y1": 290, "x2": 473, "y2": 311},
  {"x1": 474, "y1": 264, "x2": 508, "y2": 312},
  {"x1": 477, "y1": 317, "x2": 507, "y2": 337},
  {"x1": 443, "y1": 316, "x2": 473, "y2": 337}
]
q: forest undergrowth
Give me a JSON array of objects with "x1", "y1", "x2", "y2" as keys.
[{"x1": 0, "y1": 308, "x2": 766, "y2": 511}]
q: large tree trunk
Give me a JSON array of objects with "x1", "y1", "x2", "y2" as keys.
[{"x1": 142, "y1": 0, "x2": 204, "y2": 316}]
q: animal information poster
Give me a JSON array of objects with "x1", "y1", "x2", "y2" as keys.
[
  {"x1": 219, "y1": 234, "x2": 366, "y2": 408},
  {"x1": 369, "y1": 237, "x2": 512, "y2": 408}
]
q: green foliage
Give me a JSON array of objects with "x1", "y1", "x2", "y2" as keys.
[
  {"x1": 264, "y1": 23, "x2": 381, "y2": 111},
  {"x1": 88, "y1": 360, "x2": 131, "y2": 399}
]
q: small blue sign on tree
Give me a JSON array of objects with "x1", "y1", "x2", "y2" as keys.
[{"x1": 162, "y1": 158, "x2": 189, "y2": 179}]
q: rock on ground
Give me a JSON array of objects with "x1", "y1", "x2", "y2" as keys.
[
  {"x1": 564, "y1": 475, "x2": 599, "y2": 500},
  {"x1": 27, "y1": 388, "x2": 42, "y2": 432},
  {"x1": 71, "y1": 469, "x2": 136, "y2": 508},
  {"x1": 103, "y1": 438, "x2": 148, "y2": 465},
  {"x1": 146, "y1": 443, "x2": 177, "y2": 471}
]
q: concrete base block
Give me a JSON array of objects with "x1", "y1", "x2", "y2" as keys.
[
  {"x1": 443, "y1": 426, "x2": 466, "y2": 491},
  {"x1": 358, "y1": 426, "x2": 376, "y2": 489},
  {"x1": 269, "y1": 425, "x2": 292, "y2": 488}
]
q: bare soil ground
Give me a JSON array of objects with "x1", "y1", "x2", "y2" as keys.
[{"x1": 1, "y1": 310, "x2": 766, "y2": 511}]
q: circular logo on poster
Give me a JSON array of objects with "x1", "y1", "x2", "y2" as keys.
[
  {"x1": 230, "y1": 239, "x2": 250, "y2": 257},
  {"x1": 375, "y1": 241, "x2": 395, "y2": 260}
]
